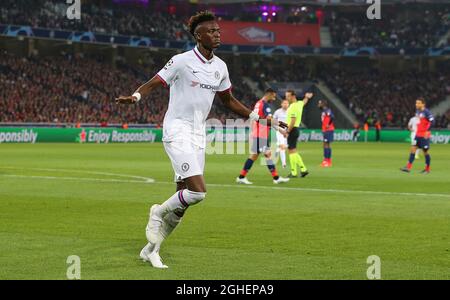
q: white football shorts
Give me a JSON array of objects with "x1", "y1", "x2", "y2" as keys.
[
  {"x1": 276, "y1": 131, "x2": 287, "y2": 146},
  {"x1": 163, "y1": 140, "x2": 205, "y2": 183}
]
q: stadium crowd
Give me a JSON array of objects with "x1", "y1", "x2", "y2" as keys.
[
  {"x1": 1, "y1": 50, "x2": 449, "y2": 129},
  {"x1": 1, "y1": 1, "x2": 449, "y2": 128},
  {"x1": 1, "y1": 0, "x2": 449, "y2": 48},
  {"x1": 0, "y1": 0, "x2": 190, "y2": 41},
  {"x1": 326, "y1": 7, "x2": 450, "y2": 48},
  {"x1": 0, "y1": 51, "x2": 257, "y2": 125},
  {"x1": 322, "y1": 69, "x2": 450, "y2": 128}
]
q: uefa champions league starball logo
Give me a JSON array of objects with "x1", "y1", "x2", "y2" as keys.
[{"x1": 164, "y1": 59, "x2": 174, "y2": 70}]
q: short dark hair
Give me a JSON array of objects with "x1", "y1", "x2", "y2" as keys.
[
  {"x1": 286, "y1": 89, "x2": 296, "y2": 97},
  {"x1": 188, "y1": 11, "x2": 216, "y2": 37},
  {"x1": 417, "y1": 97, "x2": 426, "y2": 104},
  {"x1": 265, "y1": 88, "x2": 276, "y2": 94}
]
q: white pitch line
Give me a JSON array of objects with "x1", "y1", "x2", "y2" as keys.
[
  {"x1": 1, "y1": 174, "x2": 149, "y2": 184},
  {"x1": 1, "y1": 173, "x2": 449, "y2": 199},
  {"x1": 203, "y1": 183, "x2": 450, "y2": 199},
  {"x1": 0, "y1": 166, "x2": 154, "y2": 183}
]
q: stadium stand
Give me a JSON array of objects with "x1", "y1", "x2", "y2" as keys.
[
  {"x1": 0, "y1": 0, "x2": 189, "y2": 41},
  {"x1": 1, "y1": 0, "x2": 449, "y2": 47},
  {"x1": 322, "y1": 69, "x2": 450, "y2": 128},
  {"x1": 0, "y1": 1, "x2": 449, "y2": 128},
  {"x1": 325, "y1": 5, "x2": 450, "y2": 48},
  {"x1": 1, "y1": 50, "x2": 449, "y2": 128},
  {"x1": 0, "y1": 51, "x2": 258, "y2": 125}
]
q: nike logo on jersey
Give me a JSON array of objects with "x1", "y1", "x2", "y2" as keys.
[
  {"x1": 192, "y1": 69, "x2": 214, "y2": 74},
  {"x1": 190, "y1": 81, "x2": 219, "y2": 91}
]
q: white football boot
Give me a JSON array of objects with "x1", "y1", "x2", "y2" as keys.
[
  {"x1": 273, "y1": 176, "x2": 290, "y2": 184},
  {"x1": 142, "y1": 204, "x2": 168, "y2": 268},
  {"x1": 236, "y1": 177, "x2": 253, "y2": 185},
  {"x1": 139, "y1": 243, "x2": 168, "y2": 269}
]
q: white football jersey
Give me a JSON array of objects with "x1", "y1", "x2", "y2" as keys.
[
  {"x1": 408, "y1": 116, "x2": 419, "y2": 133},
  {"x1": 157, "y1": 46, "x2": 232, "y2": 148},
  {"x1": 273, "y1": 108, "x2": 287, "y2": 124}
]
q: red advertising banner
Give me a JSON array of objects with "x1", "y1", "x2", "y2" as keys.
[{"x1": 218, "y1": 21, "x2": 321, "y2": 47}]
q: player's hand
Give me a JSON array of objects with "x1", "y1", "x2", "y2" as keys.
[
  {"x1": 283, "y1": 131, "x2": 288, "y2": 138},
  {"x1": 278, "y1": 121, "x2": 288, "y2": 129},
  {"x1": 424, "y1": 131, "x2": 431, "y2": 139},
  {"x1": 115, "y1": 95, "x2": 138, "y2": 104}
]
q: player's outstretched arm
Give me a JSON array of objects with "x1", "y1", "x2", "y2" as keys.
[
  {"x1": 115, "y1": 75, "x2": 164, "y2": 104},
  {"x1": 217, "y1": 90, "x2": 252, "y2": 118},
  {"x1": 217, "y1": 90, "x2": 287, "y2": 128}
]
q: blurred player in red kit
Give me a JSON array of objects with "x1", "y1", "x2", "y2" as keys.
[
  {"x1": 236, "y1": 88, "x2": 290, "y2": 185},
  {"x1": 318, "y1": 100, "x2": 335, "y2": 167},
  {"x1": 401, "y1": 98, "x2": 434, "y2": 174}
]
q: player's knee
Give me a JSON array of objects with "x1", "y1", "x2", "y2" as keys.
[
  {"x1": 176, "y1": 181, "x2": 187, "y2": 192},
  {"x1": 186, "y1": 189, "x2": 206, "y2": 205}
]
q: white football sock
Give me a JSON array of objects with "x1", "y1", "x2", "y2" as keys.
[
  {"x1": 155, "y1": 189, "x2": 206, "y2": 218},
  {"x1": 160, "y1": 211, "x2": 183, "y2": 239}
]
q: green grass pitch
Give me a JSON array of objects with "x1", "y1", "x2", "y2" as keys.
[{"x1": 0, "y1": 142, "x2": 449, "y2": 279}]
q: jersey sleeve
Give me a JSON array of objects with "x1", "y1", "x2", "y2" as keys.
[
  {"x1": 427, "y1": 111, "x2": 435, "y2": 128},
  {"x1": 218, "y1": 64, "x2": 232, "y2": 93},
  {"x1": 288, "y1": 106, "x2": 297, "y2": 118},
  {"x1": 156, "y1": 55, "x2": 181, "y2": 87},
  {"x1": 263, "y1": 102, "x2": 272, "y2": 117}
]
